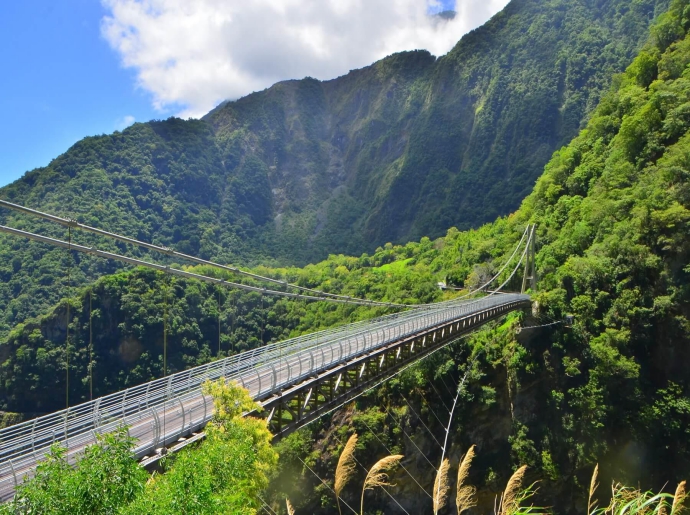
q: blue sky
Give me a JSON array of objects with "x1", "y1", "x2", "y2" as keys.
[
  {"x1": 0, "y1": 1, "x2": 158, "y2": 188},
  {"x1": 0, "y1": 0, "x2": 471, "y2": 189}
]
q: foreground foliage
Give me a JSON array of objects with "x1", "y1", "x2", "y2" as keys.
[
  {"x1": 0, "y1": 427, "x2": 146, "y2": 515},
  {"x1": 0, "y1": 381, "x2": 277, "y2": 515},
  {"x1": 121, "y1": 379, "x2": 277, "y2": 515},
  {"x1": 279, "y1": 429, "x2": 685, "y2": 515}
]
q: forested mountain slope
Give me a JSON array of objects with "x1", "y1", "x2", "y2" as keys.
[
  {"x1": 273, "y1": 2, "x2": 690, "y2": 509},
  {"x1": 0, "y1": 0, "x2": 669, "y2": 341},
  {"x1": 2, "y1": 1, "x2": 690, "y2": 511},
  {"x1": 206, "y1": 0, "x2": 669, "y2": 255}
]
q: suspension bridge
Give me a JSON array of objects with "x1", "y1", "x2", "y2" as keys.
[{"x1": 0, "y1": 200, "x2": 538, "y2": 502}]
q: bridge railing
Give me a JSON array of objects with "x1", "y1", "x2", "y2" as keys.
[{"x1": 0, "y1": 293, "x2": 529, "y2": 495}]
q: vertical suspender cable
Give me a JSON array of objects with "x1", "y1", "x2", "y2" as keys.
[
  {"x1": 89, "y1": 290, "x2": 93, "y2": 401},
  {"x1": 218, "y1": 287, "x2": 222, "y2": 356},
  {"x1": 163, "y1": 274, "x2": 168, "y2": 378},
  {"x1": 229, "y1": 291, "x2": 234, "y2": 354},
  {"x1": 65, "y1": 226, "x2": 71, "y2": 409},
  {"x1": 260, "y1": 294, "x2": 264, "y2": 345},
  {"x1": 162, "y1": 273, "x2": 169, "y2": 451}
]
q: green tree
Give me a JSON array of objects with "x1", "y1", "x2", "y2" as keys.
[
  {"x1": 120, "y1": 380, "x2": 278, "y2": 515},
  {"x1": 0, "y1": 427, "x2": 146, "y2": 515}
]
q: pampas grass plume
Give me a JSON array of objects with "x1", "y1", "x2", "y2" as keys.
[
  {"x1": 588, "y1": 464, "x2": 599, "y2": 513},
  {"x1": 433, "y1": 458, "x2": 451, "y2": 514},
  {"x1": 286, "y1": 498, "x2": 295, "y2": 515},
  {"x1": 499, "y1": 465, "x2": 527, "y2": 515},
  {"x1": 335, "y1": 433, "x2": 358, "y2": 515},
  {"x1": 360, "y1": 454, "x2": 403, "y2": 515},
  {"x1": 672, "y1": 480, "x2": 686, "y2": 514},
  {"x1": 456, "y1": 445, "x2": 477, "y2": 514}
]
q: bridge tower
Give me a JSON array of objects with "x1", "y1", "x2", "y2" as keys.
[{"x1": 521, "y1": 224, "x2": 537, "y2": 293}]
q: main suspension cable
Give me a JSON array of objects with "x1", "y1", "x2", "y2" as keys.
[
  {"x1": 493, "y1": 225, "x2": 534, "y2": 293},
  {"x1": 449, "y1": 225, "x2": 530, "y2": 299},
  {"x1": 0, "y1": 199, "x2": 532, "y2": 307},
  {"x1": 0, "y1": 223, "x2": 410, "y2": 308},
  {"x1": 0, "y1": 199, "x2": 412, "y2": 308}
]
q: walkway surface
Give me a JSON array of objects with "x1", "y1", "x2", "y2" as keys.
[{"x1": 0, "y1": 292, "x2": 529, "y2": 501}]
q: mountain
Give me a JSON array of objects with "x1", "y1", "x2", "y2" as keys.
[
  {"x1": 204, "y1": 0, "x2": 670, "y2": 256},
  {"x1": 5, "y1": 0, "x2": 690, "y2": 500},
  {"x1": 0, "y1": 0, "x2": 669, "y2": 342},
  {"x1": 272, "y1": 1, "x2": 690, "y2": 509},
  {"x1": 2, "y1": 0, "x2": 690, "y2": 510}
]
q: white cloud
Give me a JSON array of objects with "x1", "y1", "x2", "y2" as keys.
[
  {"x1": 101, "y1": 0, "x2": 509, "y2": 118},
  {"x1": 115, "y1": 114, "x2": 136, "y2": 130}
]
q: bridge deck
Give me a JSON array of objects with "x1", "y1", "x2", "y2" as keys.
[{"x1": 0, "y1": 293, "x2": 529, "y2": 501}]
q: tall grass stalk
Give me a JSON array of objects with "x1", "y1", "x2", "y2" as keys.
[
  {"x1": 494, "y1": 465, "x2": 548, "y2": 515},
  {"x1": 498, "y1": 465, "x2": 528, "y2": 515},
  {"x1": 432, "y1": 361, "x2": 476, "y2": 513},
  {"x1": 588, "y1": 464, "x2": 599, "y2": 513},
  {"x1": 672, "y1": 481, "x2": 686, "y2": 514},
  {"x1": 433, "y1": 458, "x2": 451, "y2": 514},
  {"x1": 359, "y1": 454, "x2": 403, "y2": 515},
  {"x1": 286, "y1": 498, "x2": 295, "y2": 515},
  {"x1": 335, "y1": 433, "x2": 358, "y2": 515},
  {"x1": 456, "y1": 445, "x2": 477, "y2": 514}
]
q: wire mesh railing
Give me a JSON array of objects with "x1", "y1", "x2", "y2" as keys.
[{"x1": 0, "y1": 293, "x2": 528, "y2": 499}]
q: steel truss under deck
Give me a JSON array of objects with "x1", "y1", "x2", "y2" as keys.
[{"x1": 259, "y1": 297, "x2": 530, "y2": 438}]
